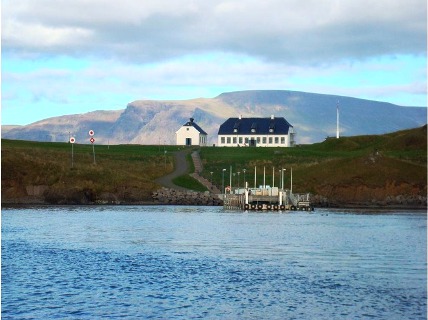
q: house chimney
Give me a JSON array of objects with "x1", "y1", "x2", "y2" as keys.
[
  {"x1": 239, "y1": 115, "x2": 242, "y2": 120},
  {"x1": 271, "y1": 115, "x2": 274, "y2": 120},
  {"x1": 190, "y1": 118, "x2": 194, "y2": 123}
]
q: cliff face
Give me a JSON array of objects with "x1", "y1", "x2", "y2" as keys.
[{"x1": 3, "y1": 90, "x2": 426, "y2": 145}]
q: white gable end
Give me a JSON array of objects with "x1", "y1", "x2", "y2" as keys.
[{"x1": 176, "y1": 118, "x2": 208, "y2": 146}]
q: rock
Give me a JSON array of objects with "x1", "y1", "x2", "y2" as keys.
[
  {"x1": 152, "y1": 188, "x2": 223, "y2": 206},
  {"x1": 26, "y1": 185, "x2": 48, "y2": 197}
]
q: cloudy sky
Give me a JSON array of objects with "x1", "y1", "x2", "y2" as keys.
[{"x1": 2, "y1": 0, "x2": 427, "y2": 125}]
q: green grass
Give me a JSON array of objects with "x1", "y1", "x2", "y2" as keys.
[
  {"x1": 186, "y1": 152, "x2": 196, "y2": 172},
  {"x1": 2, "y1": 125, "x2": 426, "y2": 203},
  {"x1": 199, "y1": 126, "x2": 427, "y2": 194},
  {"x1": 172, "y1": 175, "x2": 208, "y2": 192},
  {"x1": 170, "y1": 149, "x2": 208, "y2": 191},
  {"x1": 1, "y1": 140, "x2": 177, "y2": 200}
]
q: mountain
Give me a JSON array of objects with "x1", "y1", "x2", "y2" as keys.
[
  {"x1": 2, "y1": 125, "x2": 22, "y2": 135},
  {"x1": 2, "y1": 90, "x2": 426, "y2": 145}
]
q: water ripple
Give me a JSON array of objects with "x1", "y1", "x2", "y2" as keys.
[{"x1": 2, "y1": 206, "x2": 426, "y2": 319}]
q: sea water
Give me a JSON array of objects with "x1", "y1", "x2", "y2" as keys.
[{"x1": 2, "y1": 206, "x2": 427, "y2": 319}]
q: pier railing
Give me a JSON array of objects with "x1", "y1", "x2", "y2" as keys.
[
  {"x1": 223, "y1": 194, "x2": 245, "y2": 210},
  {"x1": 222, "y1": 187, "x2": 313, "y2": 211}
]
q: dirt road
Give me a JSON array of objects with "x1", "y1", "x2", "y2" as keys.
[{"x1": 155, "y1": 148, "x2": 193, "y2": 191}]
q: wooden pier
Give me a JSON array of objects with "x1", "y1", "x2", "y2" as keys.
[{"x1": 223, "y1": 187, "x2": 314, "y2": 211}]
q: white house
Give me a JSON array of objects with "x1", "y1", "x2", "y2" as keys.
[
  {"x1": 176, "y1": 118, "x2": 208, "y2": 146},
  {"x1": 217, "y1": 115, "x2": 295, "y2": 147}
]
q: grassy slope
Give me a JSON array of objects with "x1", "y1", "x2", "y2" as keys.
[
  {"x1": 1, "y1": 140, "x2": 178, "y2": 202},
  {"x1": 199, "y1": 125, "x2": 427, "y2": 204},
  {"x1": 2, "y1": 125, "x2": 426, "y2": 205},
  {"x1": 172, "y1": 152, "x2": 208, "y2": 192}
]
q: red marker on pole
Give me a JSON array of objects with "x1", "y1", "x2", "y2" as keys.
[
  {"x1": 89, "y1": 130, "x2": 96, "y2": 164},
  {"x1": 70, "y1": 137, "x2": 75, "y2": 168}
]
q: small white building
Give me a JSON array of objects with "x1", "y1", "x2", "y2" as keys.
[
  {"x1": 176, "y1": 118, "x2": 208, "y2": 146},
  {"x1": 217, "y1": 115, "x2": 295, "y2": 147}
]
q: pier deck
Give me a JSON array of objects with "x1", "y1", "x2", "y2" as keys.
[{"x1": 223, "y1": 188, "x2": 314, "y2": 211}]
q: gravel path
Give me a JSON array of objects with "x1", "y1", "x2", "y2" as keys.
[
  {"x1": 155, "y1": 148, "x2": 220, "y2": 194},
  {"x1": 155, "y1": 148, "x2": 193, "y2": 191}
]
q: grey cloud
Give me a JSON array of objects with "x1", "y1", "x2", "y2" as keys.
[{"x1": 2, "y1": 0, "x2": 426, "y2": 64}]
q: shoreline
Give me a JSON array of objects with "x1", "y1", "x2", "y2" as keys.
[{"x1": 2, "y1": 199, "x2": 426, "y2": 212}]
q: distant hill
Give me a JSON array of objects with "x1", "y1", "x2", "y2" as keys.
[
  {"x1": 2, "y1": 125, "x2": 22, "y2": 134},
  {"x1": 2, "y1": 90, "x2": 426, "y2": 144}
]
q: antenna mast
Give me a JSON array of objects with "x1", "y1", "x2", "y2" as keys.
[{"x1": 336, "y1": 101, "x2": 340, "y2": 139}]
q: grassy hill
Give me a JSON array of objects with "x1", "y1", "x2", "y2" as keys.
[
  {"x1": 199, "y1": 125, "x2": 427, "y2": 207},
  {"x1": 2, "y1": 125, "x2": 426, "y2": 207},
  {"x1": 1, "y1": 140, "x2": 179, "y2": 204}
]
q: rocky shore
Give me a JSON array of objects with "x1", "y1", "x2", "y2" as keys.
[
  {"x1": 311, "y1": 194, "x2": 427, "y2": 209},
  {"x1": 2, "y1": 185, "x2": 224, "y2": 206},
  {"x1": 2, "y1": 183, "x2": 426, "y2": 210},
  {"x1": 151, "y1": 188, "x2": 223, "y2": 206}
]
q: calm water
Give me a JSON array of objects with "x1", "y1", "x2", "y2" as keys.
[{"x1": 2, "y1": 206, "x2": 427, "y2": 319}]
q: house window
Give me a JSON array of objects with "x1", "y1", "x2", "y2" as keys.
[
  {"x1": 221, "y1": 137, "x2": 225, "y2": 144},
  {"x1": 245, "y1": 137, "x2": 249, "y2": 144},
  {"x1": 233, "y1": 128, "x2": 238, "y2": 133},
  {"x1": 256, "y1": 137, "x2": 260, "y2": 143},
  {"x1": 262, "y1": 137, "x2": 267, "y2": 144},
  {"x1": 269, "y1": 137, "x2": 272, "y2": 144},
  {"x1": 251, "y1": 128, "x2": 256, "y2": 133},
  {"x1": 281, "y1": 137, "x2": 285, "y2": 144},
  {"x1": 233, "y1": 137, "x2": 237, "y2": 144},
  {"x1": 187, "y1": 128, "x2": 189, "y2": 131},
  {"x1": 275, "y1": 137, "x2": 279, "y2": 144},
  {"x1": 239, "y1": 137, "x2": 243, "y2": 144},
  {"x1": 227, "y1": 137, "x2": 231, "y2": 144}
]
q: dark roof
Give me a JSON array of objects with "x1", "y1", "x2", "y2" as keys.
[
  {"x1": 218, "y1": 117, "x2": 292, "y2": 135},
  {"x1": 182, "y1": 118, "x2": 207, "y2": 135}
]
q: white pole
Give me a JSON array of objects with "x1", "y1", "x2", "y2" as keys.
[
  {"x1": 336, "y1": 102, "x2": 340, "y2": 139},
  {"x1": 230, "y1": 165, "x2": 232, "y2": 192},
  {"x1": 281, "y1": 168, "x2": 284, "y2": 191},
  {"x1": 263, "y1": 166, "x2": 266, "y2": 188},
  {"x1": 272, "y1": 166, "x2": 275, "y2": 187},
  {"x1": 254, "y1": 166, "x2": 257, "y2": 189},
  {"x1": 222, "y1": 168, "x2": 226, "y2": 194}
]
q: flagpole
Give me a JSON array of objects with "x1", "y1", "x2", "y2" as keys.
[{"x1": 336, "y1": 101, "x2": 340, "y2": 139}]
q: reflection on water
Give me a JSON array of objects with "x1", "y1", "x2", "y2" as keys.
[{"x1": 2, "y1": 206, "x2": 427, "y2": 319}]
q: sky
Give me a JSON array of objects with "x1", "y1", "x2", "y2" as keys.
[{"x1": 2, "y1": 0, "x2": 427, "y2": 125}]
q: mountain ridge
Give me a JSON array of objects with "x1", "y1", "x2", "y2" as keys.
[{"x1": 2, "y1": 90, "x2": 426, "y2": 145}]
